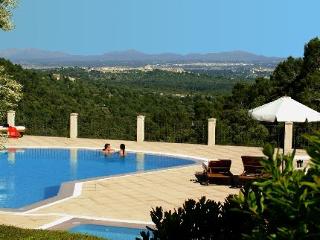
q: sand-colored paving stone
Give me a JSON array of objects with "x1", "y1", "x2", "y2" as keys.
[
  {"x1": 0, "y1": 213, "x2": 60, "y2": 229},
  {"x1": 1, "y1": 136, "x2": 306, "y2": 228},
  {"x1": 33, "y1": 166, "x2": 240, "y2": 222}
]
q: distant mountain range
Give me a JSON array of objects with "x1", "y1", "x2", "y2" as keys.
[{"x1": 0, "y1": 48, "x2": 283, "y2": 66}]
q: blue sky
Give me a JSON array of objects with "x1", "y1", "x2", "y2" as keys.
[{"x1": 0, "y1": 0, "x2": 319, "y2": 57}]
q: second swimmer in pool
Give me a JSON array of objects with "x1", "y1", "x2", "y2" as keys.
[{"x1": 119, "y1": 144, "x2": 126, "y2": 157}]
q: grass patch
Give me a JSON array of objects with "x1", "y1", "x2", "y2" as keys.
[{"x1": 0, "y1": 225, "x2": 105, "y2": 240}]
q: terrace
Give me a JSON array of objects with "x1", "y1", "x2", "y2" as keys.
[{"x1": 0, "y1": 112, "x2": 307, "y2": 232}]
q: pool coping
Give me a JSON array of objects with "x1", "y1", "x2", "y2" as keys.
[
  {"x1": 0, "y1": 146, "x2": 208, "y2": 214},
  {"x1": 47, "y1": 217, "x2": 154, "y2": 231}
]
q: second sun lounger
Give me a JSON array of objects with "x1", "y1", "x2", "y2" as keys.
[{"x1": 238, "y1": 156, "x2": 266, "y2": 185}]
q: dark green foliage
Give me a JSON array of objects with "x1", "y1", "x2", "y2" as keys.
[
  {"x1": 229, "y1": 37, "x2": 320, "y2": 113},
  {"x1": 0, "y1": 225, "x2": 104, "y2": 240},
  {"x1": 138, "y1": 196, "x2": 256, "y2": 240},
  {"x1": 235, "y1": 133, "x2": 320, "y2": 239},
  {"x1": 139, "y1": 133, "x2": 320, "y2": 239},
  {"x1": 57, "y1": 68, "x2": 247, "y2": 95},
  {"x1": 220, "y1": 38, "x2": 320, "y2": 147},
  {"x1": 0, "y1": 58, "x2": 241, "y2": 144},
  {"x1": 270, "y1": 56, "x2": 303, "y2": 97},
  {"x1": 147, "y1": 197, "x2": 221, "y2": 239},
  {"x1": 217, "y1": 108, "x2": 269, "y2": 146},
  {"x1": 219, "y1": 195, "x2": 258, "y2": 239},
  {"x1": 301, "y1": 38, "x2": 320, "y2": 78}
]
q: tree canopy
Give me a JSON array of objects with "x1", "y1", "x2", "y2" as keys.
[
  {"x1": 0, "y1": 1, "x2": 22, "y2": 120},
  {"x1": 0, "y1": 0, "x2": 17, "y2": 31},
  {"x1": 0, "y1": 65, "x2": 22, "y2": 116}
]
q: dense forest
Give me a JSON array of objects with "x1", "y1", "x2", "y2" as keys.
[
  {"x1": 0, "y1": 38, "x2": 320, "y2": 147},
  {"x1": 48, "y1": 67, "x2": 250, "y2": 95}
]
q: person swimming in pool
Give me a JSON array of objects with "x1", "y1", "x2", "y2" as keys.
[
  {"x1": 119, "y1": 144, "x2": 126, "y2": 157},
  {"x1": 102, "y1": 143, "x2": 114, "y2": 154}
]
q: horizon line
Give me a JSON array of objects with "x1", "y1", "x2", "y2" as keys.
[{"x1": 0, "y1": 47, "x2": 293, "y2": 58}]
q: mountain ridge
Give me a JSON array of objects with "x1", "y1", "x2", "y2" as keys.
[{"x1": 0, "y1": 48, "x2": 283, "y2": 66}]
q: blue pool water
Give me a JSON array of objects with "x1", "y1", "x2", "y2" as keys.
[
  {"x1": 70, "y1": 224, "x2": 146, "y2": 240},
  {"x1": 0, "y1": 148, "x2": 194, "y2": 208}
]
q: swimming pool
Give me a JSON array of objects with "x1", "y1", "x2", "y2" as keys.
[
  {"x1": 0, "y1": 148, "x2": 195, "y2": 208},
  {"x1": 70, "y1": 224, "x2": 146, "y2": 240}
]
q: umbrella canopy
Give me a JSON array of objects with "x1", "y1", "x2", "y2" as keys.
[{"x1": 249, "y1": 96, "x2": 320, "y2": 123}]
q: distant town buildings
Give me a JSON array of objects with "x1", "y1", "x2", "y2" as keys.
[{"x1": 90, "y1": 65, "x2": 185, "y2": 74}]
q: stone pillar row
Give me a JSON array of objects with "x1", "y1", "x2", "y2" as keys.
[{"x1": 6, "y1": 110, "x2": 218, "y2": 145}]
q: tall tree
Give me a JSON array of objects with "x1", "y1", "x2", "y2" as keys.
[
  {"x1": 0, "y1": 0, "x2": 17, "y2": 31},
  {"x1": 0, "y1": 0, "x2": 22, "y2": 121},
  {"x1": 270, "y1": 56, "x2": 303, "y2": 97},
  {"x1": 0, "y1": 66, "x2": 22, "y2": 116},
  {"x1": 294, "y1": 38, "x2": 320, "y2": 108},
  {"x1": 301, "y1": 37, "x2": 320, "y2": 77}
]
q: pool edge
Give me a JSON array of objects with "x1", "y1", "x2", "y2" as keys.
[
  {"x1": 46, "y1": 217, "x2": 154, "y2": 231},
  {"x1": 0, "y1": 146, "x2": 207, "y2": 215}
]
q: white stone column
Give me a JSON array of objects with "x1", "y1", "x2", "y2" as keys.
[
  {"x1": 284, "y1": 121, "x2": 293, "y2": 154},
  {"x1": 70, "y1": 113, "x2": 78, "y2": 139},
  {"x1": 137, "y1": 115, "x2": 145, "y2": 143},
  {"x1": 208, "y1": 118, "x2": 216, "y2": 146},
  {"x1": 7, "y1": 110, "x2": 15, "y2": 126}
]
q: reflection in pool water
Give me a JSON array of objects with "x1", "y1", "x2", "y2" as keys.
[{"x1": 0, "y1": 148, "x2": 195, "y2": 208}]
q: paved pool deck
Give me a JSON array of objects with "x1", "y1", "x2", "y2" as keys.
[{"x1": 0, "y1": 136, "x2": 306, "y2": 230}]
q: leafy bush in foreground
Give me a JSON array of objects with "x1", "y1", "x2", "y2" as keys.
[
  {"x1": 138, "y1": 195, "x2": 256, "y2": 240},
  {"x1": 236, "y1": 132, "x2": 320, "y2": 239},
  {"x1": 139, "y1": 132, "x2": 320, "y2": 240},
  {"x1": 0, "y1": 225, "x2": 104, "y2": 240}
]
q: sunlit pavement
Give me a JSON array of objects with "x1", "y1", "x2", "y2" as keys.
[{"x1": 0, "y1": 136, "x2": 305, "y2": 229}]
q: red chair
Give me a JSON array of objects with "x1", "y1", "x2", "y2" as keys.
[{"x1": 8, "y1": 126, "x2": 21, "y2": 138}]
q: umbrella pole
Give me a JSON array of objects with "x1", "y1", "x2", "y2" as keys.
[
  {"x1": 284, "y1": 122, "x2": 293, "y2": 154},
  {"x1": 281, "y1": 122, "x2": 293, "y2": 171}
]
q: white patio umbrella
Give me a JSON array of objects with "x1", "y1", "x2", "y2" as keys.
[{"x1": 249, "y1": 96, "x2": 320, "y2": 153}]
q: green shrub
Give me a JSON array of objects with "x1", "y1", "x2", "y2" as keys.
[
  {"x1": 236, "y1": 132, "x2": 320, "y2": 239},
  {"x1": 138, "y1": 195, "x2": 256, "y2": 240},
  {"x1": 139, "y1": 132, "x2": 320, "y2": 240}
]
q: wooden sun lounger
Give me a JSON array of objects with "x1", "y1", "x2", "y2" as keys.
[
  {"x1": 238, "y1": 156, "x2": 266, "y2": 185},
  {"x1": 195, "y1": 159, "x2": 233, "y2": 185}
]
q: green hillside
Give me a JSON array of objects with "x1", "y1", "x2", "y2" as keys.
[
  {"x1": 47, "y1": 67, "x2": 249, "y2": 95},
  {"x1": 0, "y1": 38, "x2": 319, "y2": 147}
]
